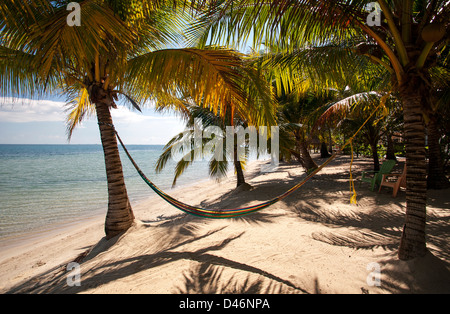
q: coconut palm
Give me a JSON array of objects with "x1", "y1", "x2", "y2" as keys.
[
  {"x1": 276, "y1": 93, "x2": 319, "y2": 172},
  {"x1": 155, "y1": 104, "x2": 255, "y2": 188},
  {"x1": 0, "y1": 0, "x2": 274, "y2": 238},
  {"x1": 314, "y1": 86, "x2": 403, "y2": 172},
  {"x1": 191, "y1": 0, "x2": 449, "y2": 260}
]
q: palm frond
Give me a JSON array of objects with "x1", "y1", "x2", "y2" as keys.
[
  {"x1": 0, "y1": 45, "x2": 60, "y2": 98},
  {"x1": 125, "y1": 47, "x2": 276, "y2": 127},
  {"x1": 187, "y1": 0, "x2": 368, "y2": 50},
  {"x1": 65, "y1": 87, "x2": 95, "y2": 139},
  {"x1": 258, "y1": 39, "x2": 390, "y2": 99},
  {"x1": 118, "y1": 92, "x2": 142, "y2": 112},
  {"x1": 155, "y1": 131, "x2": 186, "y2": 173},
  {"x1": 0, "y1": 0, "x2": 52, "y2": 31},
  {"x1": 2, "y1": 1, "x2": 137, "y2": 83},
  {"x1": 208, "y1": 158, "x2": 229, "y2": 181},
  {"x1": 313, "y1": 90, "x2": 385, "y2": 129}
]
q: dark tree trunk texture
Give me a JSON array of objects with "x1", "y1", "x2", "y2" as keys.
[
  {"x1": 95, "y1": 100, "x2": 134, "y2": 239},
  {"x1": 300, "y1": 142, "x2": 318, "y2": 171},
  {"x1": 385, "y1": 134, "x2": 397, "y2": 161},
  {"x1": 370, "y1": 142, "x2": 380, "y2": 172},
  {"x1": 320, "y1": 142, "x2": 331, "y2": 158},
  {"x1": 233, "y1": 143, "x2": 246, "y2": 187},
  {"x1": 398, "y1": 82, "x2": 428, "y2": 260},
  {"x1": 234, "y1": 159, "x2": 246, "y2": 187}
]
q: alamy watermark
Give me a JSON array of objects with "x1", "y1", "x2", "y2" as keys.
[
  {"x1": 66, "y1": 262, "x2": 81, "y2": 287},
  {"x1": 65, "y1": 261, "x2": 382, "y2": 289},
  {"x1": 366, "y1": 2, "x2": 382, "y2": 27},
  {"x1": 171, "y1": 120, "x2": 280, "y2": 173},
  {"x1": 366, "y1": 262, "x2": 382, "y2": 287},
  {"x1": 67, "y1": 2, "x2": 382, "y2": 28},
  {"x1": 67, "y1": 2, "x2": 81, "y2": 27}
]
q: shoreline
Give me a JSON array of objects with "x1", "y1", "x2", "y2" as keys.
[
  {"x1": 0, "y1": 160, "x2": 220, "y2": 255},
  {"x1": 0, "y1": 159, "x2": 252, "y2": 292},
  {"x1": 1, "y1": 156, "x2": 449, "y2": 294}
]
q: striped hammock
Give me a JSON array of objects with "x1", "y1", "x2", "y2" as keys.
[
  {"x1": 114, "y1": 130, "x2": 338, "y2": 219},
  {"x1": 102, "y1": 98, "x2": 384, "y2": 219}
]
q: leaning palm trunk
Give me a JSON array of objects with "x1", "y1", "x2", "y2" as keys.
[
  {"x1": 398, "y1": 85, "x2": 428, "y2": 260},
  {"x1": 299, "y1": 142, "x2": 318, "y2": 171},
  {"x1": 233, "y1": 145, "x2": 246, "y2": 187},
  {"x1": 95, "y1": 100, "x2": 134, "y2": 239},
  {"x1": 234, "y1": 160, "x2": 246, "y2": 187}
]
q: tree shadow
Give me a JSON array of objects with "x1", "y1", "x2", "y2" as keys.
[
  {"x1": 5, "y1": 225, "x2": 239, "y2": 294},
  {"x1": 292, "y1": 194, "x2": 449, "y2": 263},
  {"x1": 5, "y1": 219, "x2": 307, "y2": 294},
  {"x1": 379, "y1": 251, "x2": 450, "y2": 294},
  {"x1": 140, "y1": 213, "x2": 187, "y2": 224},
  {"x1": 294, "y1": 204, "x2": 404, "y2": 250},
  {"x1": 175, "y1": 262, "x2": 308, "y2": 294}
]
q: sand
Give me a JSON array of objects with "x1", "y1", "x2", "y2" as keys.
[{"x1": 1, "y1": 155, "x2": 449, "y2": 294}]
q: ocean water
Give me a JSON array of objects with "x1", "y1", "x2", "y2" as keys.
[{"x1": 0, "y1": 144, "x2": 210, "y2": 245}]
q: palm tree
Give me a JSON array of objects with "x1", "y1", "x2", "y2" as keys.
[
  {"x1": 191, "y1": 0, "x2": 449, "y2": 260},
  {"x1": 0, "y1": 0, "x2": 274, "y2": 238},
  {"x1": 314, "y1": 87, "x2": 402, "y2": 172},
  {"x1": 277, "y1": 93, "x2": 319, "y2": 172},
  {"x1": 155, "y1": 104, "x2": 256, "y2": 189}
]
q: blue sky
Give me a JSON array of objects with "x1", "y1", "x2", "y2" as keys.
[{"x1": 0, "y1": 96, "x2": 187, "y2": 145}]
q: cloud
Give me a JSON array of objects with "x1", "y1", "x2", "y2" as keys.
[
  {"x1": 0, "y1": 97, "x2": 182, "y2": 123},
  {"x1": 110, "y1": 107, "x2": 186, "y2": 144},
  {"x1": 111, "y1": 106, "x2": 171, "y2": 124},
  {"x1": 0, "y1": 97, "x2": 187, "y2": 144},
  {"x1": 0, "y1": 97, "x2": 66, "y2": 123}
]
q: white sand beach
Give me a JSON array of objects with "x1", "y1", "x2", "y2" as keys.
[{"x1": 1, "y1": 155, "x2": 449, "y2": 294}]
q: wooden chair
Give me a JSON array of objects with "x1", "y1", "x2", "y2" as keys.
[
  {"x1": 378, "y1": 164, "x2": 406, "y2": 197},
  {"x1": 361, "y1": 160, "x2": 396, "y2": 191}
]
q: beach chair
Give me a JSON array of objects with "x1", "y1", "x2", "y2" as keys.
[
  {"x1": 378, "y1": 164, "x2": 406, "y2": 197},
  {"x1": 361, "y1": 160, "x2": 396, "y2": 191}
]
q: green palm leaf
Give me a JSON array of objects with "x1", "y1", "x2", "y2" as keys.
[{"x1": 125, "y1": 47, "x2": 276, "y2": 127}]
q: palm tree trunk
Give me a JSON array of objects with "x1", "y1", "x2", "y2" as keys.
[
  {"x1": 385, "y1": 134, "x2": 397, "y2": 161},
  {"x1": 398, "y1": 86, "x2": 428, "y2": 260},
  {"x1": 299, "y1": 142, "x2": 318, "y2": 171},
  {"x1": 320, "y1": 142, "x2": 331, "y2": 158},
  {"x1": 427, "y1": 114, "x2": 450, "y2": 189},
  {"x1": 234, "y1": 160, "x2": 246, "y2": 187},
  {"x1": 233, "y1": 146, "x2": 246, "y2": 187},
  {"x1": 370, "y1": 142, "x2": 380, "y2": 172},
  {"x1": 95, "y1": 101, "x2": 134, "y2": 239}
]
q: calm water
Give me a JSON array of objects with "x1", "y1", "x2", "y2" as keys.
[{"x1": 0, "y1": 144, "x2": 209, "y2": 244}]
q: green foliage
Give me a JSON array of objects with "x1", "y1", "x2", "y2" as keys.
[
  {"x1": 0, "y1": 0, "x2": 276, "y2": 142},
  {"x1": 155, "y1": 104, "x2": 247, "y2": 186}
]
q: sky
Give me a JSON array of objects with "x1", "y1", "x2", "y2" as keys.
[
  {"x1": 0, "y1": 96, "x2": 187, "y2": 145},
  {"x1": 0, "y1": 7, "x2": 254, "y2": 146}
]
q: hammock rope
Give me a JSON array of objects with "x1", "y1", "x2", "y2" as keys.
[
  {"x1": 100, "y1": 100, "x2": 383, "y2": 219},
  {"x1": 106, "y1": 125, "x2": 338, "y2": 219},
  {"x1": 113, "y1": 129, "x2": 313, "y2": 218}
]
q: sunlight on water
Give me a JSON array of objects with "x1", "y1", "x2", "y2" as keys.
[{"x1": 0, "y1": 145, "x2": 209, "y2": 242}]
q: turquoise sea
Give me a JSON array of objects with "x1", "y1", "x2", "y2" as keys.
[{"x1": 0, "y1": 144, "x2": 209, "y2": 245}]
